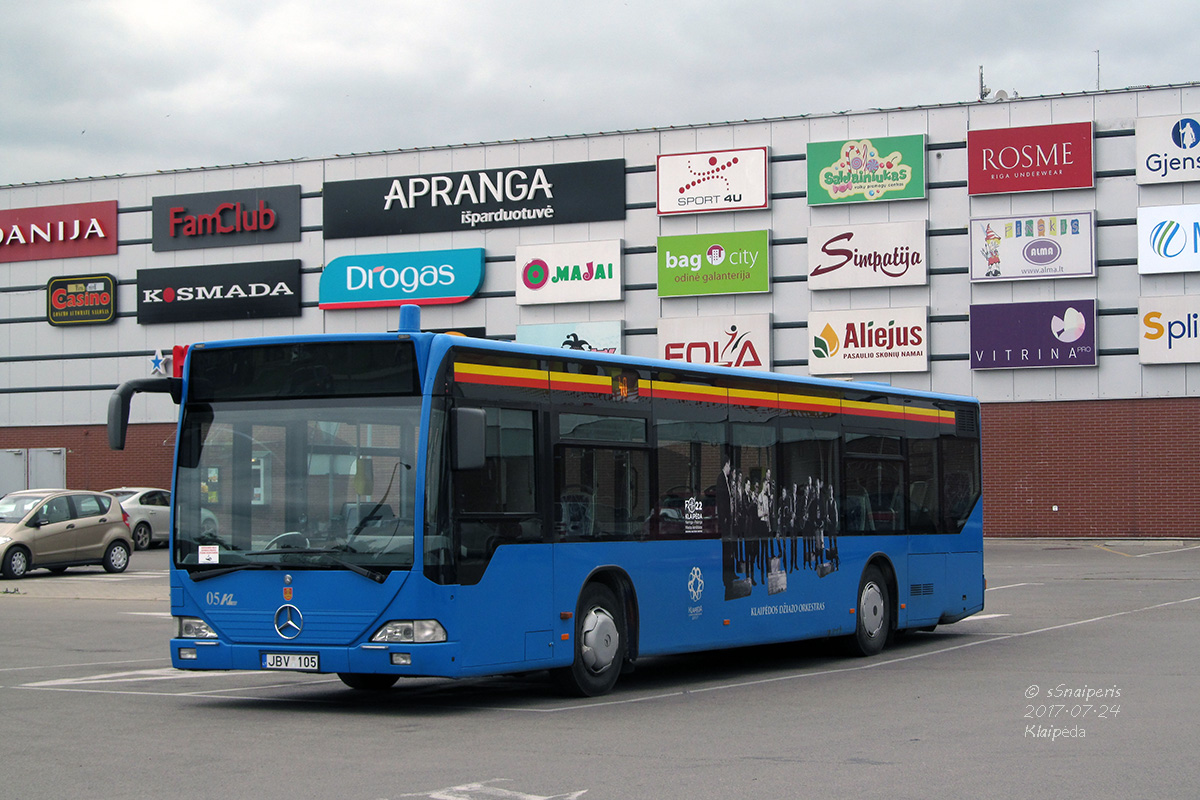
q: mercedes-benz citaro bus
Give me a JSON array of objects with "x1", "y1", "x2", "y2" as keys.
[{"x1": 108, "y1": 305, "x2": 983, "y2": 697}]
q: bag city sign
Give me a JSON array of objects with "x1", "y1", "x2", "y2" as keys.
[
  {"x1": 808, "y1": 307, "x2": 928, "y2": 375},
  {"x1": 656, "y1": 230, "x2": 770, "y2": 298},
  {"x1": 322, "y1": 159, "x2": 626, "y2": 238},
  {"x1": 515, "y1": 240, "x2": 622, "y2": 305},
  {"x1": 969, "y1": 211, "x2": 1095, "y2": 282},
  {"x1": 137, "y1": 260, "x2": 302, "y2": 324},
  {"x1": 969, "y1": 300, "x2": 1096, "y2": 369},
  {"x1": 1139, "y1": 295, "x2": 1200, "y2": 364},
  {"x1": 516, "y1": 320, "x2": 623, "y2": 354},
  {"x1": 807, "y1": 220, "x2": 927, "y2": 290},
  {"x1": 966, "y1": 122, "x2": 1094, "y2": 195},
  {"x1": 1138, "y1": 204, "x2": 1200, "y2": 274},
  {"x1": 152, "y1": 186, "x2": 302, "y2": 251},
  {"x1": 806, "y1": 135, "x2": 926, "y2": 205},
  {"x1": 0, "y1": 200, "x2": 117, "y2": 264},
  {"x1": 658, "y1": 313, "x2": 772, "y2": 371},
  {"x1": 319, "y1": 248, "x2": 484, "y2": 309},
  {"x1": 1136, "y1": 115, "x2": 1200, "y2": 185},
  {"x1": 656, "y1": 147, "x2": 769, "y2": 215},
  {"x1": 47, "y1": 273, "x2": 117, "y2": 327}
]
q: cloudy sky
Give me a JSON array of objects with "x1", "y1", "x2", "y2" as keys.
[{"x1": 2, "y1": 0, "x2": 1196, "y2": 186}]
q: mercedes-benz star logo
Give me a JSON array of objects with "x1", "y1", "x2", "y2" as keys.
[{"x1": 274, "y1": 604, "x2": 303, "y2": 639}]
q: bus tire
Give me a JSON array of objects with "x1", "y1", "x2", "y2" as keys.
[
  {"x1": 848, "y1": 564, "x2": 890, "y2": 657},
  {"x1": 337, "y1": 673, "x2": 399, "y2": 691},
  {"x1": 557, "y1": 582, "x2": 626, "y2": 697}
]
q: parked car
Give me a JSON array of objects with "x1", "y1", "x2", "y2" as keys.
[
  {"x1": 0, "y1": 489, "x2": 133, "y2": 579},
  {"x1": 104, "y1": 487, "x2": 219, "y2": 548},
  {"x1": 105, "y1": 487, "x2": 171, "y2": 550}
]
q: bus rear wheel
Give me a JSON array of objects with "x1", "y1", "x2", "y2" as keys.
[
  {"x1": 557, "y1": 582, "x2": 626, "y2": 697},
  {"x1": 338, "y1": 673, "x2": 399, "y2": 691},
  {"x1": 848, "y1": 564, "x2": 890, "y2": 657}
]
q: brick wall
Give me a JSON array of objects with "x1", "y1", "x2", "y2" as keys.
[
  {"x1": 981, "y1": 398, "x2": 1200, "y2": 537},
  {"x1": 0, "y1": 423, "x2": 175, "y2": 491}
]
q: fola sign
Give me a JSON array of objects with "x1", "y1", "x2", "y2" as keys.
[
  {"x1": 969, "y1": 211, "x2": 1095, "y2": 281},
  {"x1": 152, "y1": 186, "x2": 301, "y2": 251},
  {"x1": 322, "y1": 159, "x2": 626, "y2": 238},
  {"x1": 1139, "y1": 295, "x2": 1200, "y2": 364},
  {"x1": 808, "y1": 307, "x2": 928, "y2": 375},
  {"x1": 1136, "y1": 116, "x2": 1200, "y2": 185},
  {"x1": 319, "y1": 248, "x2": 484, "y2": 309},
  {"x1": 807, "y1": 220, "x2": 927, "y2": 290},
  {"x1": 137, "y1": 260, "x2": 301, "y2": 324},
  {"x1": 658, "y1": 314, "x2": 772, "y2": 371},
  {"x1": 656, "y1": 147, "x2": 769, "y2": 215},
  {"x1": 967, "y1": 122, "x2": 1094, "y2": 195},
  {"x1": 0, "y1": 200, "x2": 117, "y2": 264},
  {"x1": 515, "y1": 239, "x2": 622, "y2": 305},
  {"x1": 969, "y1": 300, "x2": 1096, "y2": 369},
  {"x1": 47, "y1": 273, "x2": 117, "y2": 326},
  {"x1": 657, "y1": 230, "x2": 770, "y2": 297}
]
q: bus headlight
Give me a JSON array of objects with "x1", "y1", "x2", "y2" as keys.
[
  {"x1": 177, "y1": 617, "x2": 218, "y2": 639},
  {"x1": 370, "y1": 620, "x2": 447, "y2": 643}
]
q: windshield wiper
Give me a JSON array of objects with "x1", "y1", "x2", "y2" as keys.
[
  {"x1": 189, "y1": 562, "x2": 278, "y2": 582},
  {"x1": 243, "y1": 547, "x2": 387, "y2": 584}
]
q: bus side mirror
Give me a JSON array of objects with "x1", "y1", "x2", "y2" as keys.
[
  {"x1": 107, "y1": 377, "x2": 182, "y2": 450},
  {"x1": 451, "y1": 407, "x2": 487, "y2": 471}
]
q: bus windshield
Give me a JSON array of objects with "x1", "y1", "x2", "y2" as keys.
[{"x1": 174, "y1": 397, "x2": 422, "y2": 575}]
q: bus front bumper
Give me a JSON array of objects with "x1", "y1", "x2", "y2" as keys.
[{"x1": 170, "y1": 638, "x2": 462, "y2": 678}]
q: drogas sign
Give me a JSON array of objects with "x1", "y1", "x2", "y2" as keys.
[{"x1": 319, "y1": 248, "x2": 484, "y2": 309}]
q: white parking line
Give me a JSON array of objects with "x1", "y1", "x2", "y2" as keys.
[{"x1": 986, "y1": 582, "x2": 1041, "y2": 591}]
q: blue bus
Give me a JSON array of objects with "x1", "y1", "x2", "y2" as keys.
[{"x1": 108, "y1": 306, "x2": 983, "y2": 696}]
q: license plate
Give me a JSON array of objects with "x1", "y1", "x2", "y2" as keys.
[{"x1": 261, "y1": 652, "x2": 320, "y2": 671}]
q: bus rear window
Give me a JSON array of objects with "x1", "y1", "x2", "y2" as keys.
[{"x1": 188, "y1": 341, "x2": 419, "y2": 401}]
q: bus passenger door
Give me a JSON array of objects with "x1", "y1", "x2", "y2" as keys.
[{"x1": 448, "y1": 406, "x2": 555, "y2": 669}]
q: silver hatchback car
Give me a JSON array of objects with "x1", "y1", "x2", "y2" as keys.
[{"x1": 0, "y1": 489, "x2": 133, "y2": 579}]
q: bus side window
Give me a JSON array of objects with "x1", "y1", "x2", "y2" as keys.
[{"x1": 452, "y1": 406, "x2": 542, "y2": 585}]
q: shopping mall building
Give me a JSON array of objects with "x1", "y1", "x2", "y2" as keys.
[{"x1": 2, "y1": 82, "x2": 1199, "y2": 537}]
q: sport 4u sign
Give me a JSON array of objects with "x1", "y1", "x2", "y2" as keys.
[
  {"x1": 656, "y1": 147, "x2": 769, "y2": 215},
  {"x1": 806, "y1": 135, "x2": 926, "y2": 205}
]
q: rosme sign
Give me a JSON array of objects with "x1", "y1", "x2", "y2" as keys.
[
  {"x1": 657, "y1": 314, "x2": 772, "y2": 371},
  {"x1": 966, "y1": 122, "x2": 1094, "y2": 195},
  {"x1": 807, "y1": 220, "x2": 927, "y2": 290},
  {"x1": 515, "y1": 240, "x2": 622, "y2": 305},
  {"x1": 320, "y1": 249, "x2": 485, "y2": 309},
  {"x1": 656, "y1": 147, "x2": 769, "y2": 215}
]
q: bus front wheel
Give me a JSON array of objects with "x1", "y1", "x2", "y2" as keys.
[
  {"x1": 557, "y1": 582, "x2": 626, "y2": 697},
  {"x1": 848, "y1": 564, "x2": 890, "y2": 657}
]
